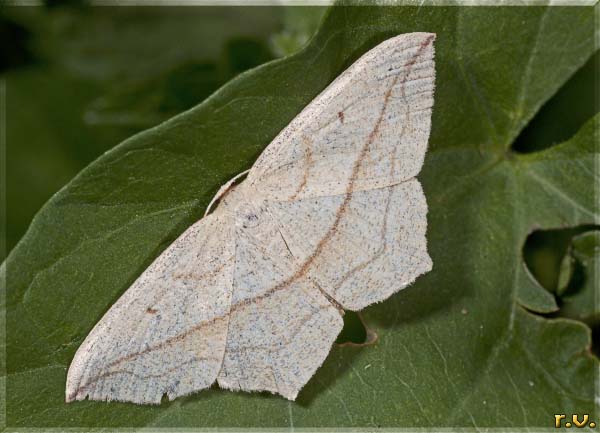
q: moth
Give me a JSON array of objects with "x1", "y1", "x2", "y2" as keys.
[{"x1": 66, "y1": 32, "x2": 435, "y2": 404}]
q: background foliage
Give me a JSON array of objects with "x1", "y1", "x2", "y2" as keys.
[
  {"x1": 1, "y1": 5, "x2": 325, "y2": 261},
  {"x1": 1, "y1": 3, "x2": 598, "y2": 429}
]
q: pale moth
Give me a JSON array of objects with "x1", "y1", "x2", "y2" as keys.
[{"x1": 66, "y1": 32, "x2": 435, "y2": 404}]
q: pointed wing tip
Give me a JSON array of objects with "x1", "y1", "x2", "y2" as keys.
[
  {"x1": 388, "y1": 32, "x2": 436, "y2": 44},
  {"x1": 65, "y1": 371, "x2": 93, "y2": 404},
  {"x1": 285, "y1": 392, "x2": 298, "y2": 402},
  {"x1": 368, "y1": 32, "x2": 437, "y2": 56},
  {"x1": 65, "y1": 384, "x2": 84, "y2": 404},
  {"x1": 65, "y1": 349, "x2": 91, "y2": 403},
  {"x1": 65, "y1": 366, "x2": 80, "y2": 403},
  {"x1": 370, "y1": 32, "x2": 435, "y2": 62},
  {"x1": 424, "y1": 253, "x2": 433, "y2": 273},
  {"x1": 274, "y1": 388, "x2": 299, "y2": 401}
]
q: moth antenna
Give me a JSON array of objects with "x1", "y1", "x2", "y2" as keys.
[{"x1": 204, "y1": 169, "x2": 251, "y2": 216}]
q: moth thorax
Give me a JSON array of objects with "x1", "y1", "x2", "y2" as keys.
[{"x1": 236, "y1": 202, "x2": 262, "y2": 229}]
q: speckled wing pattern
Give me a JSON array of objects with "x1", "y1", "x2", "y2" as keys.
[{"x1": 66, "y1": 32, "x2": 435, "y2": 404}]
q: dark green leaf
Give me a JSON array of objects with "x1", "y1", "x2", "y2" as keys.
[{"x1": 557, "y1": 231, "x2": 599, "y2": 323}]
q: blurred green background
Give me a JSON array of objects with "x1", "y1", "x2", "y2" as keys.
[
  {"x1": 1, "y1": 4, "x2": 326, "y2": 262},
  {"x1": 1, "y1": 4, "x2": 598, "y2": 344}
]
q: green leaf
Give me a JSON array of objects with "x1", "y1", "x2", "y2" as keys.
[
  {"x1": 513, "y1": 49, "x2": 599, "y2": 153},
  {"x1": 270, "y1": 7, "x2": 327, "y2": 57},
  {"x1": 519, "y1": 225, "x2": 596, "y2": 298},
  {"x1": 85, "y1": 38, "x2": 275, "y2": 129},
  {"x1": 515, "y1": 259, "x2": 558, "y2": 314},
  {"x1": 557, "y1": 231, "x2": 600, "y2": 323},
  {"x1": 3, "y1": 4, "x2": 598, "y2": 428}
]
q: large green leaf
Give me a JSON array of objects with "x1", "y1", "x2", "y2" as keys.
[{"x1": 3, "y1": 4, "x2": 599, "y2": 429}]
